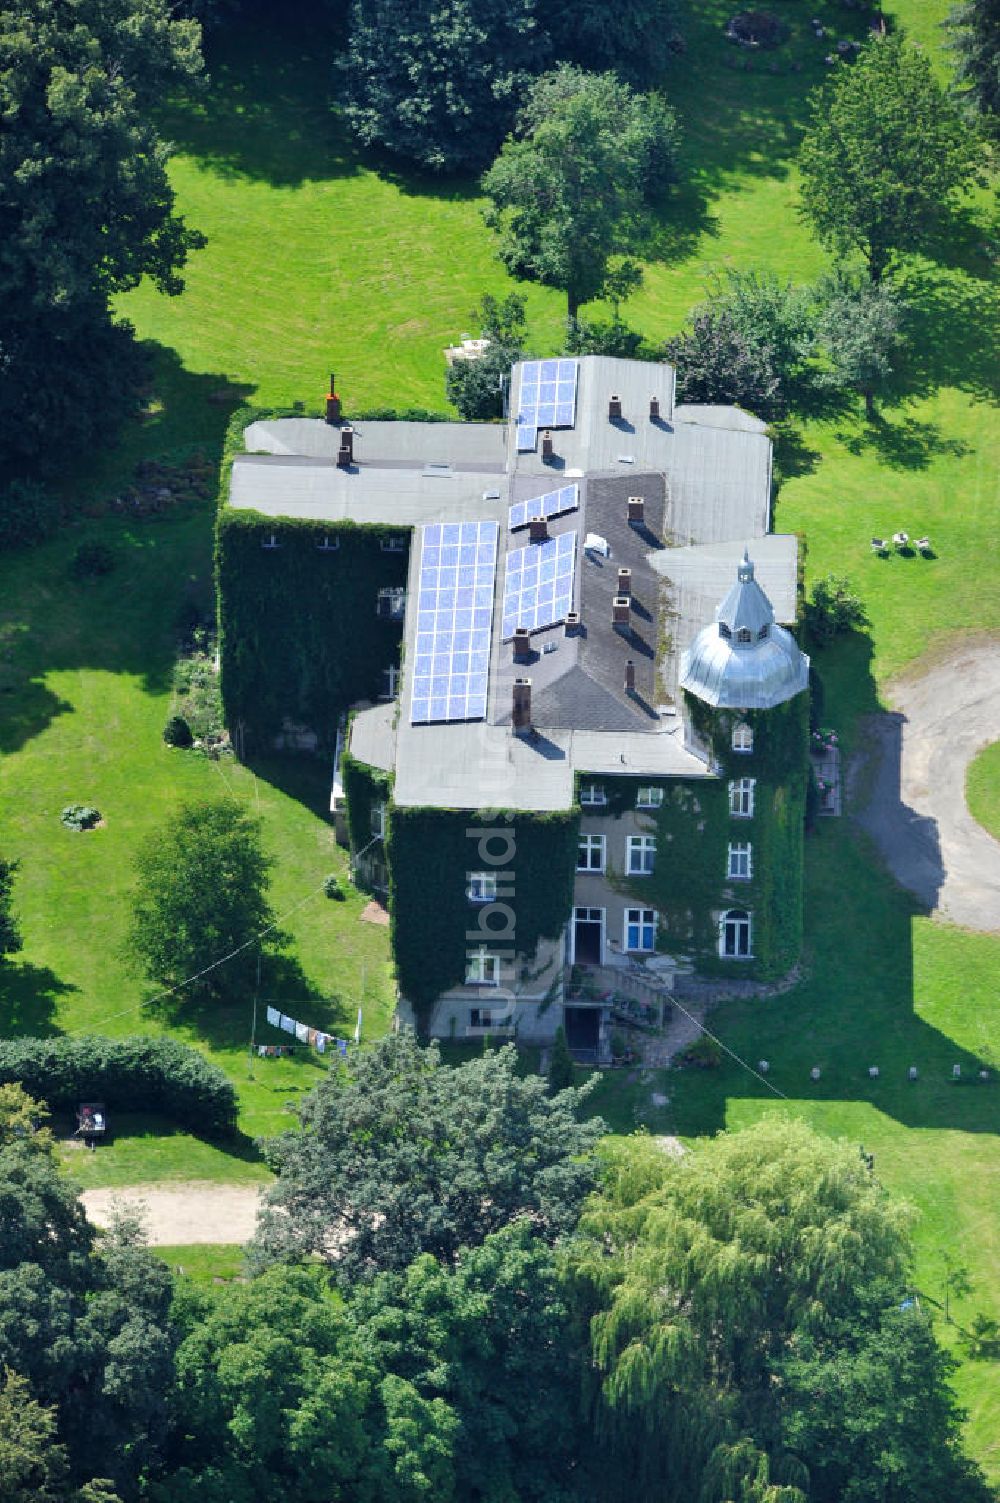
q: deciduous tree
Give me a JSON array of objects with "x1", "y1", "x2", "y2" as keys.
[
  {"x1": 128, "y1": 800, "x2": 281, "y2": 997},
  {"x1": 545, "y1": 0, "x2": 683, "y2": 87},
  {"x1": 445, "y1": 293, "x2": 528, "y2": 420},
  {"x1": 815, "y1": 271, "x2": 904, "y2": 420},
  {"x1": 945, "y1": 0, "x2": 1000, "y2": 135},
  {"x1": 798, "y1": 35, "x2": 982, "y2": 283},
  {"x1": 482, "y1": 65, "x2": 681, "y2": 318},
  {"x1": 0, "y1": 856, "x2": 23, "y2": 961},
  {"x1": 251, "y1": 1032, "x2": 603, "y2": 1278}
]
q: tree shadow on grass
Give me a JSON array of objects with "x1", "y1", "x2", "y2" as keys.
[
  {"x1": 0, "y1": 346, "x2": 248, "y2": 755},
  {"x1": 0, "y1": 962, "x2": 76, "y2": 1037},
  {"x1": 838, "y1": 413, "x2": 972, "y2": 472},
  {"x1": 892, "y1": 263, "x2": 1000, "y2": 408},
  {"x1": 666, "y1": 631, "x2": 998, "y2": 1142}
]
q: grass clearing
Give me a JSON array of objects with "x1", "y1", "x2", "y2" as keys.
[
  {"x1": 154, "y1": 1243, "x2": 249, "y2": 1285},
  {"x1": 967, "y1": 741, "x2": 1000, "y2": 841},
  {"x1": 0, "y1": 0, "x2": 997, "y2": 1475}
]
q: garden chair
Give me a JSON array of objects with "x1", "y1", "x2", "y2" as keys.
[
  {"x1": 916, "y1": 537, "x2": 931, "y2": 554},
  {"x1": 870, "y1": 536, "x2": 886, "y2": 554},
  {"x1": 892, "y1": 531, "x2": 909, "y2": 550}
]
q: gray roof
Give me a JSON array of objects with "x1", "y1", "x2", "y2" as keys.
[{"x1": 679, "y1": 554, "x2": 809, "y2": 711}]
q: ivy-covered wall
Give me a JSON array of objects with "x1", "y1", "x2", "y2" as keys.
[
  {"x1": 341, "y1": 746, "x2": 391, "y2": 890},
  {"x1": 386, "y1": 804, "x2": 580, "y2": 1029},
  {"x1": 215, "y1": 407, "x2": 411, "y2": 753},
  {"x1": 577, "y1": 691, "x2": 808, "y2": 980}
]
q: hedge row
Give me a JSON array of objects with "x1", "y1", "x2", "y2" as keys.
[{"x1": 0, "y1": 1036, "x2": 238, "y2": 1137}]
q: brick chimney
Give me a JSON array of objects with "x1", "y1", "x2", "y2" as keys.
[
  {"x1": 649, "y1": 394, "x2": 660, "y2": 420},
  {"x1": 337, "y1": 424, "x2": 354, "y2": 468},
  {"x1": 627, "y1": 495, "x2": 644, "y2": 525},
  {"x1": 512, "y1": 677, "x2": 532, "y2": 733},
  {"x1": 326, "y1": 372, "x2": 341, "y2": 424},
  {"x1": 528, "y1": 515, "x2": 548, "y2": 543},
  {"x1": 617, "y1": 566, "x2": 632, "y2": 597},
  {"x1": 609, "y1": 393, "x2": 622, "y2": 420},
  {"x1": 564, "y1": 611, "x2": 581, "y2": 637},
  {"x1": 624, "y1": 659, "x2": 636, "y2": 693},
  {"x1": 613, "y1": 595, "x2": 631, "y2": 629},
  {"x1": 541, "y1": 430, "x2": 554, "y2": 460},
  {"x1": 512, "y1": 627, "x2": 532, "y2": 662}
]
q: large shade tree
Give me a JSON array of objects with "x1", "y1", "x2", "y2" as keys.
[
  {"x1": 798, "y1": 34, "x2": 983, "y2": 283},
  {"x1": 482, "y1": 65, "x2": 681, "y2": 318},
  {"x1": 945, "y1": 0, "x2": 1000, "y2": 135},
  {"x1": 569, "y1": 1117, "x2": 992, "y2": 1503},
  {"x1": 251, "y1": 1033, "x2": 604, "y2": 1279},
  {"x1": 0, "y1": 0, "x2": 204, "y2": 471}
]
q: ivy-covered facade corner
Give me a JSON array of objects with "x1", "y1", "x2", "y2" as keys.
[{"x1": 218, "y1": 358, "x2": 811, "y2": 1057}]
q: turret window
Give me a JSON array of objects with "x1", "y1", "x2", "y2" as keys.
[
  {"x1": 719, "y1": 622, "x2": 732, "y2": 640},
  {"x1": 736, "y1": 627, "x2": 752, "y2": 644},
  {"x1": 757, "y1": 624, "x2": 770, "y2": 640}
]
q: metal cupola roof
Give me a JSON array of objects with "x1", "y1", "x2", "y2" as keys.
[{"x1": 679, "y1": 551, "x2": 810, "y2": 711}]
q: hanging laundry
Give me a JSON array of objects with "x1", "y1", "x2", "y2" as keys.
[
  {"x1": 266, "y1": 1005, "x2": 281, "y2": 1028},
  {"x1": 307, "y1": 1027, "x2": 318, "y2": 1046},
  {"x1": 336, "y1": 1038, "x2": 349, "y2": 1059},
  {"x1": 257, "y1": 1045, "x2": 267, "y2": 1057},
  {"x1": 354, "y1": 1007, "x2": 362, "y2": 1045},
  {"x1": 295, "y1": 1021, "x2": 309, "y2": 1044},
  {"x1": 316, "y1": 1034, "x2": 327, "y2": 1054},
  {"x1": 280, "y1": 1014, "x2": 295, "y2": 1034}
]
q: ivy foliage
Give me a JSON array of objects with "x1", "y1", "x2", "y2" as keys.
[
  {"x1": 386, "y1": 805, "x2": 580, "y2": 1023},
  {"x1": 341, "y1": 749, "x2": 391, "y2": 884}
]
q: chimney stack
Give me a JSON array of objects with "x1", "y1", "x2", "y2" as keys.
[
  {"x1": 627, "y1": 495, "x2": 645, "y2": 525},
  {"x1": 512, "y1": 677, "x2": 532, "y2": 733},
  {"x1": 326, "y1": 385, "x2": 342, "y2": 424},
  {"x1": 541, "y1": 430, "x2": 554, "y2": 460},
  {"x1": 617, "y1": 566, "x2": 632, "y2": 597},
  {"x1": 564, "y1": 611, "x2": 581, "y2": 637},
  {"x1": 609, "y1": 393, "x2": 622, "y2": 420},
  {"x1": 624, "y1": 659, "x2": 636, "y2": 693},
  {"x1": 649, "y1": 395, "x2": 660, "y2": 420},
  {"x1": 613, "y1": 595, "x2": 631, "y2": 630},
  {"x1": 512, "y1": 627, "x2": 532, "y2": 662},
  {"x1": 337, "y1": 424, "x2": 354, "y2": 468},
  {"x1": 528, "y1": 515, "x2": 548, "y2": 543}
]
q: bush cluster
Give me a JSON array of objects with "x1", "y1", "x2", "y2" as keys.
[
  {"x1": 0, "y1": 1035, "x2": 238, "y2": 1136},
  {"x1": 60, "y1": 804, "x2": 102, "y2": 831},
  {"x1": 0, "y1": 478, "x2": 60, "y2": 550}
]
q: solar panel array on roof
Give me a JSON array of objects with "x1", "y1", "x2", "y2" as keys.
[
  {"x1": 508, "y1": 482, "x2": 579, "y2": 532},
  {"x1": 501, "y1": 531, "x2": 577, "y2": 639},
  {"x1": 515, "y1": 359, "x2": 579, "y2": 451},
  {"x1": 411, "y1": 521, "x2": 498, "y2": 725}
]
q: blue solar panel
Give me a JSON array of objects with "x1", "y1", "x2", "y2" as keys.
[
  {"x1": 508, "y1": 483, "x2": 579, "y2": 532},
  {"x1": 410, "y1": 520, "x2": 498, "y2": 724},
  {"x1": 515, "y1": 359, "x2": 579, "y2": 451},
  {"x1": 501, "y1": 531, "x2": 577, "y2": 638}
]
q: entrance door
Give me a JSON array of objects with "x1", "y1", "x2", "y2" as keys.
[{"x1": 573, "y1": 906, "x2": 604, "y2": 965}]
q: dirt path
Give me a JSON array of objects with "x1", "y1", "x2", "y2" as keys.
[
  {"x1": 82, "y1": 1183, "x2": 263, "y2": 1245},
  {"x1": 852, "y1": 638, "x2": 1000, "y2": 931}
]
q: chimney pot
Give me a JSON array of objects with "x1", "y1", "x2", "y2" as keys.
[
  {"x1": 649, "y1": 395, "x2": 660, "y2": 420},
  {"x1": 625, "y1": 659, "x2": 636, "y2": 693},
  {"x1": 617, "y1": 566, "x2": 632, "y2": 597},
  {"x1": 326, "y1": 393, "x2": 342, "y2": 424},
  {"x1": 512, "y1": 627, "x2": 532, "y2": 662},
  {"x1": 613, "y1": 595, "x2": 631, "y2": 628},
  {"x1": 564, "y1": 611, "x2": 581, "y2": 637},
  {"x1": 337, "y1": 424, "x2": 354, "y2": 468},
  {"x1": 609, "y1": 393, "x2": 622, "y2": 420},
  {"x1": 627, "y1": 495, "x2": 645, "y2": 525},
  {"x1": 541, "y1": 430, "x2": 554, "y2": 460},
  {"x1": 528, "y1": 515, "x2": 548, "y2": 543},
  {"x1": 512, "y1": 677, "x2": 532, "y2": 733}
]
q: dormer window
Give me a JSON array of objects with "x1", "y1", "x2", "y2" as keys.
[
  {"x1": 757, "y1": 624, "x2": 770, "y2": 640},
  {"x1": 719, "y1": 622, "x2": 732, "y2": 640},
  {"x1": 736, "y1": 627, "x2": 752, "y2": 644}
]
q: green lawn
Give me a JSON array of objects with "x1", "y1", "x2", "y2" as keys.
[
  {"x1": 967, "y1": 741, "x2": 1000, "y2": 841},
  {"x1": 1, "y1": 0, "x2": 998, "y2": 1476},
  {"x1": 155, "y1": 1243, "x2": 249, "y2": 1285}
]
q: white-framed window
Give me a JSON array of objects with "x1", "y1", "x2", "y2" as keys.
[
  {"x1": 579, "y1": 782, "x2": 607, "y2": 807},
  {"x1": 720, "y1": 908, "x2": 752, "y2": 959},
  {"x1": 636, "y1": 786, "x2": 664, "y2": 808},
  {"x1": 380, "y1": 535, "x2": 407, "y2": 553},
  {"x1": 316, "y1": 535, "x2": 340, "y2": 552},
  {"x1": 577, "y1": 833, "x2": 606, "y2": 872},
  {"x1": 261, "y1": 533, "x2": 281, "y2": 550},
  {"x1": 757, "y1": 624, "x2": 770, "y2": 641},
  {"x1": 379, "y1": 664, "x2": 400, "y2": 700},
  {"x1": 370, "y1": 801, "x2": 386, "y2": 839},
  {"x1": 729, "y1": 777, "x2": 755, "y2": 818},
  {"x1": 466, "y1": 949, "x2": 500, "y2": 986},
  {"x1": 731, "y1": 722, "x2": 754, "y2": 754},
  {"x1": 736, "y1": 627, "x2": 752, "y2": 644},
  {"x1": 727, "y1": 842, "x2": 752, "y2": 880},
  {"x1": 626, "y1": 835, "x2": 656, "y2": 875},
  {"x1": 467, "y1": 871, "x2": 497, "y2": 903},
  {"x1": 624, "y1": 908, "x2": 656, "y2": 952},
  {"x1": 376, "y1": 586, "x2": 406, "y2": 620}
]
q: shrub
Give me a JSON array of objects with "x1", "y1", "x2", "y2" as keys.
[
  {"x1": 324, "y1": 874, "x2": 346, "y2": 900},
  {"x1": 0, "y1": 1035, "x2": 238, "y2": 1136},
  {"x1": 728, "y1": 10, "x2": 787, "y2": 47},
  {"x1": 548, "y1": 1025, "x2": 576, "y2": 1093},
  {"x1": 163, "y1": 714, "x2": 194, "y2": 748},
  {"x1": 678, "y1": 1034, "x2": 723, "y2": 1069},
  {"x1": 805, "y1": 574, "x2": 869, "y2": 645},
  {"x1": 60, "y1": 804, "x2": 101, "y2": 831},
  {"x1": 0, "y1": 478, "x2": 60, "y2": 550},
  {"x1": 70, "y1": 541, "x2": 116, "y2": 578}
]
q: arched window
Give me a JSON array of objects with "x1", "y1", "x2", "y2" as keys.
[
  {"x1": 736, "y1": 626, "x2": 752, "y2": 644},
  {"x1": 719, "y1": 622, "x2": 732, "y2": 640},
  {"x1": 720, "y1": 909, "x2": 752, "y2": 958},
  {"x1": 731, "y1": 721, "x2": 754, "y2": 753}
]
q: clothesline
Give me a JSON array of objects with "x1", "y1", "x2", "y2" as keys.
[{"x1": 263, "y1": 1004, "x2": 363, "y2": 1057}]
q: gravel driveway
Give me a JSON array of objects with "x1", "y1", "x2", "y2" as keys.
[{"x1": 852, "y1": 637, "x2": 1000, "y2": 931}]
